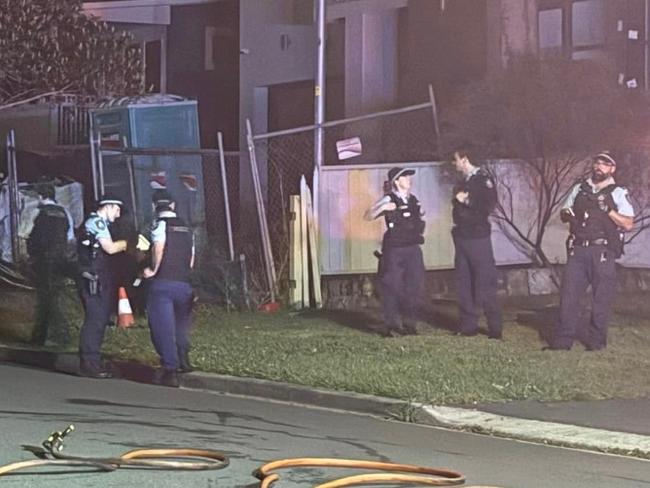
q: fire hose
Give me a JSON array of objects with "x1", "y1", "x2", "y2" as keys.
[
  {"x1": 253, "y1": 458, "x2": 501, "y2": 487},
  {"x1": 0, "y1": 425, "x2": 229, "y2": 476},
  {"x1": 0, "y1": 425, "x2": 501, "y2": 487}
]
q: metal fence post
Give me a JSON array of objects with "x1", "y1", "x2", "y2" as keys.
[
  {"x1": 125, "y1": 153, "x2": 139, "y2": 231},
  {"x1": 217, "y1": 131, "x2": 235, "y2": 262},
  {"x1": 428, "y1": 84, "x2": 441, "y2": 142},
  {"x1": 246, "y1": 119, "x2": 278, "y2": 302},
  {"x1": 89, "y1": 127, "x2": 99, "y2": 202},
  {"x1": 6, "y1": 130, "x2": 20, "y2": 263},
  {"x1": 97, "y1": 134, "x2": 105, "y2": 197}
]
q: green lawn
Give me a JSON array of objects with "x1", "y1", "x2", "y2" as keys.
[{"x1": 2, "y1": 286, "x2": 650, "y2": 405}]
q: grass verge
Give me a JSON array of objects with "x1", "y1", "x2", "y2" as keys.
[{"x1": 2, "y1": 286, "x2": 650, "y2": 406}]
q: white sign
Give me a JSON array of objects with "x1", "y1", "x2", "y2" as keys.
[{"x1": 336, "y1": 137, "x2": 362, "y2": 160}]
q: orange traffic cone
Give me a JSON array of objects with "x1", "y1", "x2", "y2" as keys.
[{"x1": 117, "y1": 287, "x2": 135, "y2": 329}]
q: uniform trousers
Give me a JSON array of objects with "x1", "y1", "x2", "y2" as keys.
[
  {"x1": 553, "y1": 245, "x2": 617, "y2": 350},
  {"x1": 379, "y1": 244, "x2": 424, "y2": 329},
  {"x1": 146, "y1": 279, "x2": 193, "y2": 370},
  {"x1": 79, "y1": 275, "x2": 115, "y2": 369},
  {"x1": 453, "y1": 234, "x2": 502, "y2": 337}
]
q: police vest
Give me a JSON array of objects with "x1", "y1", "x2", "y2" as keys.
[
  {"x1": 383, "y1": 193, "x2": 425, "y2": 248},
  {"x1": 570, "y1": 181, "x2": 624, "y2": 255},
  {"x1": 77, "y1": 213, "x2": 106, "y2": 273},
  {"x1": 155, "y1": 216, "x2": 193, "y2": 283},
  {"x1": 28, "y1": 204, "x2": 69, "y2": 260},
  {"x1": 452, "y1": 169, "x2": 496, "y2": 238}
]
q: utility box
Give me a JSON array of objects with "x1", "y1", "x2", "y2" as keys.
[{"x1": 90, "y1": 95, "x2": 206, "y2": 238}]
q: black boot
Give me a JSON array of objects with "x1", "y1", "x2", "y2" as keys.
[
  {"x1": 155, "y1": 368, "x2": 180, "y2": 388},
  {"x1": 178, "y1": 351, "x2": 194, "y2": 373},
  {"x1": 79, "y1": 360, "x2": 112, "y2": 379}
]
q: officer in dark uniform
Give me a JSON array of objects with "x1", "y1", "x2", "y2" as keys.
[
  {"x1": 77, "y1": 195, "x2": 128, "y2": 378},
  {"x1": 143, "y1": 190, "x2": 195, "y2": 387},
  {"x1": 364, "y1": 167, "x2": 425, "y2": 337},
  {"x1": 27, "y1": 182, "x2": 75, "y2": 346},
  {"x1": 548, "y1": 152, "x2": 634, "y2": 351},
  {"x1": 451, "y1": 149, "x2": 502, "y2": 339}
]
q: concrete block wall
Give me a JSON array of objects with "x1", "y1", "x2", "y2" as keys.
[{"x1": 321, "y1": 266, "x2": 650, "y2": 310}]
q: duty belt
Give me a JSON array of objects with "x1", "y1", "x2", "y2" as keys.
[{"x1": 572, "y1": 237, "x2": 608, "y2": 247}]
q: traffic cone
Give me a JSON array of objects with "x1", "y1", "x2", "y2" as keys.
[{"x1": 117, "y1": 287, "x2": 135, "y2": 329}]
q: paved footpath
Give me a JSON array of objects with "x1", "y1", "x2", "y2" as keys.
[{"x1": 2, "y1": 343, "x2": 649, "y2": 460}]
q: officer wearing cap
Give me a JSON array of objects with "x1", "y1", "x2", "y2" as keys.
[
  {"x1": 364, "y1": 166, "x2": 425, "y2": 337},
  {"x1": 143, "y1": 189, "x2": 195, "y2": 387},
  {"x1": 547, "y1": 152, "x2": 634, "y2": 351},
  {"x1": 77, "y1": 195, "x2": 128, "y2": 378},
  {"x1": 451, "y1": 149, "x2": 502, "y2": 339}
]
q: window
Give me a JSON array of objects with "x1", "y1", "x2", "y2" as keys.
[
  {"x1": 572, "y1": 0, "x2": 605, "y2": 48},
  {"x1": 538, "y1": 0, "x2": 606, "y2": 60},
  {"x1": 538, "y1": 8, "x2": 563, "y2": 56}
]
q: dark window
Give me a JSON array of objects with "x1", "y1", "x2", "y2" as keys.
[
  {"x1": 538, "y1": 0, "x2": 606, "y2": 60},
  {"x1": 144, "y1": 40, "x2": 162, "y2": 93},
  {"x1": 538, "y1": 8, "x2": 564, "y2": 57}
]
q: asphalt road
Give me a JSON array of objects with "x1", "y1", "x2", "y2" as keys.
[{"x1": 0, "y1": 362, "x2": 648, "y2": 488}]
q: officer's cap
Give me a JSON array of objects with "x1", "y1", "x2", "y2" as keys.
[
  {"x1": 593, "y1": 152, "x2": 616, "y2": 166},
  {"x1": 97, "y1": 194, "x2": 124, "y2": 208},
  {"x1": 152, "y1": 189, "x2": 174, "y2": 205},
  {"x1": 388, "y1": 167, "x2": 415, "y2": 182}
]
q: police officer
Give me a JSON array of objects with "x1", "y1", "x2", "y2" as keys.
[
  {"x1": 77, "y1": 195, "x2": 128, "y2": 378},
  {"x1": 547, "y1": 152, "x2": 634, "y2": 351},
  {"x1": 27, "y1": 182, "x2": 75, "y2": 346},
  {"x1": 143, "y1": 190, "x2": 195, "y2": 387},
  {"x1": 451, "y1": 149, "x2": 502, "y2": 339},
  {"x1": 364, "y1": 167, "x2": 425, "y2": 337}
]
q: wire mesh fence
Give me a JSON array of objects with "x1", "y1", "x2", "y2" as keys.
[
  {"x1": 1, "y1": 98, "x2": 439, "y2": 307},
  {"x1": 93, "y1": 147, "x2": 248, "y2": 308},
  {"x1": 322, "y1": 104, "x2": 438, "y2": 165},
  {"x1": 243, "y1": 101, "x2": 439, "y2": 306}
]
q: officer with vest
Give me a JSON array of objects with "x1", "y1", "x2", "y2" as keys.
[
  {"x1": 547, "y1": 152, "x2": 634, "y2": 351},
  {"x1": 143, "y1": 189, "x2": 195, "y2": 387},
  {"x1": 77, "y1": 195, "x2": 128, "y2": 378},
  {"x1": 364, "y1": 167, "x2": 425, "y2": 337},
  {"x1": 27, "y1": 182, "x2": 75, "y2": 346},
  {"x1": 451, "y1": 149, "x2": 502, "y2": 339}
]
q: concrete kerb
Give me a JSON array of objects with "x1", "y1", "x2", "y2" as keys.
[
  {"x1": 420, "y1": 405, "x2": 650, "y2": 460},
  {"x1": 2, "y1": 344, "x2": 650, "y2": 460},
  {"x1": 0, "y1": 344, "x2": 407, "y2": 418}
]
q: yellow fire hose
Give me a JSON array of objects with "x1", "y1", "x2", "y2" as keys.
[
  {"x1": 253, "y1": 458, "x2": 500, "y2": 487},
  {"x1": 0, "y1": 426, "x2": 501, "y2": 487},
  {"x1": 0, "y1": 425, "x2": 229, "y2": 476}
]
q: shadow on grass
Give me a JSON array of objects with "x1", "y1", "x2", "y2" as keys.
[
  {"x1": 298, "y1": 309, "x2": 385, "y2": 335},
  {"x1": 418, "y1": 300, "x2": 458, "y2": 332},
  {"x1": 515, "y1": 302, "x2": 600, "y2": 346},
  {"x1": 298, "y1": 299, "x2": 460, "y2": 336},
  {"x1": 515, "y1": 306, "x2": 557, "y2": 344}
]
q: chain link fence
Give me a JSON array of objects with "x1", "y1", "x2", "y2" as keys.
[
  {"x1": 93, "y1": 147, "x2": 246, "y2": 308},
  {"x1": 243, "y1": 101, "x2": 439, "y2": 305},
  {"x1": 1, "y1": 98, "x2": 438, "y2": 307}
]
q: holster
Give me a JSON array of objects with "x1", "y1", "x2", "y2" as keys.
[
  {"x1": 566, "y1": 234, "x2": 575, "y2": 257},
  {"x1": 81, "y1": 271, "x2": 100, "y2": 296},
  {"x1": 373, "y1": 250, "x2": 384, "y2": 277}
]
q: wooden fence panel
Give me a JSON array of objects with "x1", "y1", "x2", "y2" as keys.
[{"x1": 318, "y1": 162, "x2": 534, "y2": 275}]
